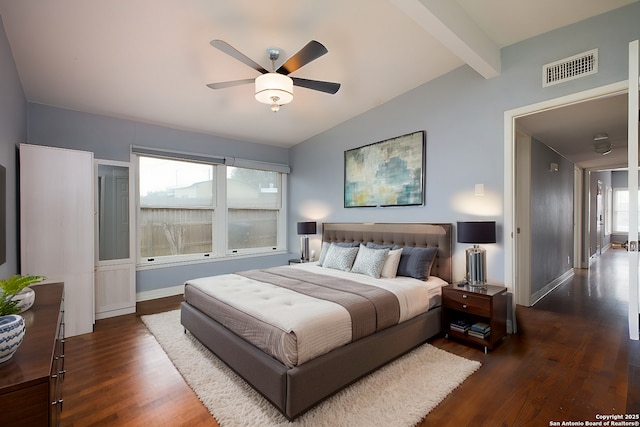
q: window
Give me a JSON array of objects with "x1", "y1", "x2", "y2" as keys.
[
  {"x1": 136, "y1": 153, "x2": 286, "y2": 266},
  {"x1": 227, "y1": 167, "x2": 281, "y2": 252},
  {"x1": 139, "y1": 157, "x2": 215, "y2": 259},
  {"x1": 612, "y1": 188, "x2": 640, "y2": 233},
  {"x1": 606, "y1": 187, "x2": 612, "y2": 235}
]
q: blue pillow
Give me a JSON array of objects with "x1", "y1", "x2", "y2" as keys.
[{"x1": 396, "y1": 246, "x2": 438, "y2": 280}]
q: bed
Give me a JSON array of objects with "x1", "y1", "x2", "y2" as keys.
[{"x1": 180, "y1": 222, "x2": 452, "y2": 420}]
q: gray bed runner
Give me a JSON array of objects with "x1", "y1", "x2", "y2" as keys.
[{"x1": 237, "y1": 267, "x2": 400, "y2": 341}]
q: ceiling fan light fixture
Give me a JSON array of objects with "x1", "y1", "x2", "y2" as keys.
[
  {"x1": 594, "y1": 141, "x2": 612, "y2": 155},
  {"x1": 592, "y1": 132, "x2": 611, "y2": 155},
  {"x1": 255, "y1": 73, "x2": 293, "y2": 110}
]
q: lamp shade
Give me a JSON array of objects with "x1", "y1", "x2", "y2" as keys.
[
  {"x1": 457, "y1": 221, "x2": 496, "y2": 244},
  {"x1": 297, "y1": 221, "x2": 317, "y2": 235},
  {"x1": 255, "y1": 73, "x2": 294, "y2": 105}
]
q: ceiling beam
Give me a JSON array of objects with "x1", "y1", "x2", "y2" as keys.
[{"x1": 390, "y1": 0, "x2": 501, "y2": 79}]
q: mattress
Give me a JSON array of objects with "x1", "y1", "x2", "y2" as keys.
[{"x1": 184, "y1": 263, "x2": 447, "y2": 368}]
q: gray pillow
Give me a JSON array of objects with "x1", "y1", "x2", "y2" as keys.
[
  {"x1": 318, "y1": 241, "x2": 360, "y2": 266},
  {"x1": 317, "y1": 242, "x2": 331, "y2": 265},
  {"x1": 366, "y1": 242, "x2": 402, "y2": 250},
  {"x1": 322, "y1": 245, "x2": 359, "y2": 272},
  {"x1": 350, "y1": 244, "x2": 389, "y2": 278},
  {"x1": 396, "y1": 246, "x2": 438, "y2": 280}
]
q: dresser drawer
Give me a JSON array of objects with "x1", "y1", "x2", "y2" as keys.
[{"x1": 442, "y1": 289, "x2": 491, "y2": 317}]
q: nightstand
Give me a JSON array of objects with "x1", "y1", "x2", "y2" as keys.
[{"x1": 441, "y1": 284, "x2": 507, "y2": 353}]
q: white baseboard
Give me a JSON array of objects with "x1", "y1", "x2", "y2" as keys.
[
  {"x1": 136, "y1": 284, "x2": 185, "y2": 302},
  {"x1": 530, "y1": 269, "x2": 574, "y2": 306},
  {"x1": 95, "y1": 306, "x2": 136, "y2": 320}
]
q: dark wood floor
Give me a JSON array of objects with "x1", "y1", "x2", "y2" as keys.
[{"x1": 61, "y1": 249, "x2": 638, "y2": 426}]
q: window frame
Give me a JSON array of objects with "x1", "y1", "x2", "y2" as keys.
[
  {"x1": 225, "y1": 166, "x2": 285, "y2": 256},
  {"x1": 133, "y1": 152, "x2": 288, "y2": 269},
  {"x1": 612, "y1": 187, "x2": 640, "y2": 234}
]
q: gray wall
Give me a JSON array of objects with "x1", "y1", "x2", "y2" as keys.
[
  {"x1": 612, "y1": 170, "x2": 639, "y2": 188},
  {"x1": 0, "y1": 15, "x2": 26, "y2": 278},
  {"x1": 529, "y1": 138, "x2": 574, "y2": 294},
  {"x1": 289, "y1": 2, "x2": 640, "y2": 284}
]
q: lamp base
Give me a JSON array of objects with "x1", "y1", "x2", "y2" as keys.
[
  {"x1": 465, "y1": 245, "x2": 487, "y2": 288},
  {"x1": 300, "y1": 235, "x2": 310, "y2": 261}
]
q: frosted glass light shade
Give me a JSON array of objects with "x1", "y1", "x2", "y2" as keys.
[{"x1": 255, "y1": 73, "x2": 293, "y2": 105}]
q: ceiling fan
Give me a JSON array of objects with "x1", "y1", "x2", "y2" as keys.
[{"x1": 207, "y1": 39, "x2": 341, "y2": 112}]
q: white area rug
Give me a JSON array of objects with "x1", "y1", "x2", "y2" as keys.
[{"x1": 142, "y1": 310, "x2": 481, "y2": 427}]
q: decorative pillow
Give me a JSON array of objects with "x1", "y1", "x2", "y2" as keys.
[
  {"x1": 351, "y1": 244, "x2": 390, "y2": 278},
  {"x1": 318, "y1": 242, "x2": 331, "y2": 266},
  {"x1": 322, "y1": 245, "x2": 360, "y2": 272},
  {"x1": 380, "y1": 248, "x2": 403, "y2": 278},
  {"x1": 396, "y1": 246, "x2": 438, "y2": 280},
  {"x1": 318, "y1": 241, "x2": 360, "y2": 266},
  {"x1": 366, "y1": 242, "x2": 402, "y2": 250}
]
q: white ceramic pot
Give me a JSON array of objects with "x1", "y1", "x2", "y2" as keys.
[
  {"x1": 15, "y1": 287, "x2": 36, "y2": 313},
  {"x1": 0, "y1": 314, "x2": 26, "y2": 363}
]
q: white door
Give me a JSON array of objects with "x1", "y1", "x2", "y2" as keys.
[
  {"x1": 95, "y1": 161, "x2": 136, "y2": 319},
  {"x1": 628, "y1": 40, "x2": 639, "y2": 340},
  {"x1": 20, "y1": 144, "x2": 95, "y2": 337}
]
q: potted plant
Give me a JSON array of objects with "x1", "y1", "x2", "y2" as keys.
[{"x1": 0, "y1": 275, "x2": 45, "y2": 363}]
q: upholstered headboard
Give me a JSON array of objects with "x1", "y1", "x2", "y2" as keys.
[{"x1": 321, "y1": 223, "x2": 452, "y2": 283}]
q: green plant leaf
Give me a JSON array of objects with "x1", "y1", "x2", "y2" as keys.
[{"x1": 0, "y1": 275, "x2": 45, "y2": 316}]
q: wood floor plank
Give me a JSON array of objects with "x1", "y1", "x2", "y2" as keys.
[{"x1": 61, "y1": 250, "x2": 634, "y2": 426}]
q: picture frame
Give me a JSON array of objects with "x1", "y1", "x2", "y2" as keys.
[{"x1": 344, "y1": 131, "x2": 425, "y2": 208}]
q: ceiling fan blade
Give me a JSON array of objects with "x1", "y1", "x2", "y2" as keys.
[
  {"x1": 292, "y1": 77, "x2": 341, "y2": 94},
  {"x1": 206, "y1": 79, "x2": 254, "y2": 90},
  {"x1": 277, "y1": 40, "x2": 328, "y2": 75},
  {"x1": 210, "y1": 39, "x2": 268, "y2": 74}
]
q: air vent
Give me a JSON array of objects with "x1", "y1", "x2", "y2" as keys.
[{"x1": 543, "y1": 49, "x2": 598, "y2": 87}]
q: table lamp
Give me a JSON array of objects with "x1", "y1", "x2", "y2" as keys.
[
  {"x1": 457, "y1": 221, "x2": 496, "y2": 288},
  {"x1": 297, "y1": 221, "x2": 317, "y2": 261}
]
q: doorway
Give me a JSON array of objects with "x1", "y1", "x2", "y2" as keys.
[{"x1": 504, "y1": 80, "x2": 629, "y2": 308}]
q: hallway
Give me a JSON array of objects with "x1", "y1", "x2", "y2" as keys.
[{"x1": 533, "y1": 247, "x2": 639, "y2": 415}]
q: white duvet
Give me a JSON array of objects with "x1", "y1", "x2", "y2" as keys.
[{"x1": 186, "y1": 262, "x2": 448, "y2": 366}]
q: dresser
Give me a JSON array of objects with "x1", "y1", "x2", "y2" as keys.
[
  {"x1": 0, "y1": 283, "x2": 65, "y2": 426},
  {"x1": 442, "y1": 284, "x2": 507, "y2": 353}
]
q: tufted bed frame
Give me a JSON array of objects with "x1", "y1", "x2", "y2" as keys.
[{"x1": 180, "y1": 222, "x2": 452, "y2": 420}]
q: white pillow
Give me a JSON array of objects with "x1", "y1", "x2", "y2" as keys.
[
  {"x1": 322, "y1": 245, "x2": 359, "y2": 272},
  {"x1": 351, "y1": 244, "x2": 389, "y2": 279},
  {"x1": 381, "y1": 248, "x2": 403, "y2": 278}
]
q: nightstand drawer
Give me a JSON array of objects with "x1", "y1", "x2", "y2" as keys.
[{"x1": 442, "y1": 290, "x2": 491, "y2": 317}]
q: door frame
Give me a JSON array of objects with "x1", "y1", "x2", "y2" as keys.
[
  {"x1": 628, "y1": 40, "x2": 639, "y2": 340},
  {"x1": 94, "y1": 158, "x2": 137, "y2": 319},
  {"x1": 504, "y1": 80, "x2": 628, "y2": 307}
]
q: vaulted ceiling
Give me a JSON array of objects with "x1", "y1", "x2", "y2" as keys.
[{"x1": 0, "y1": 0, "x2": 636, "y2": 158}]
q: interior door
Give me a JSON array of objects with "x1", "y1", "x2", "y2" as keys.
[
  {"x1": 95, "y1": 160, "x2": 136, "y2": 319},
  {"x1": 628, "y1": 40, "x2": 639, "y2": 340}
]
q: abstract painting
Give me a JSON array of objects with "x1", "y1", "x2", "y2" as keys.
[{"x1": 344, "y1": 131, "x2": 425, "y2": 207}]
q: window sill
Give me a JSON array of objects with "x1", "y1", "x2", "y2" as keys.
[{"x1": 136, "y1": 250, "x2": 288, "y2": 271}]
